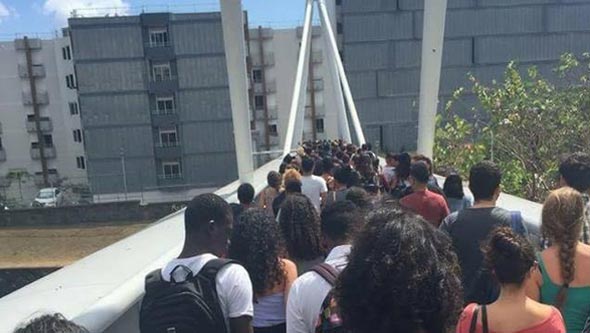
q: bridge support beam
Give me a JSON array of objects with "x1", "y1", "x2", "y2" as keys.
[
  {"x1": 220, "y1": 0, "x2": 254, "y2": 183},
  {"x1": 417, "y1": 0, "x2": 448, "y2": 158}
]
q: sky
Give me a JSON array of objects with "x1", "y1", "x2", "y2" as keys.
[{"x1": 0, "y1": 0, "x2": 307, "y2": 39}]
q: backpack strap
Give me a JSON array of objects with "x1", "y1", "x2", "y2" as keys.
[
  {"x1": 469, "y1": 305, "x2": 480, "y2": 333},
  {"x1": 198, "y1": 258, "x2": 239, "y2": 282},
  {"x1": 144, "y1": 269, "x2": 164, "y2": 292},
  {"x1": 510, "y1": 211, "x2": 528, "y2": 236},
  {"x1": 311, "y1": 263, "x2": 339, "y2": 286}
]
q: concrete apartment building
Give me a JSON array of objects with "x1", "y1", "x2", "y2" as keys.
[
  {"x1": 68, "y1": 12, "x2": 238, "y2": 198},
  {"x1": 340, "y1": 0, "x2": 590, "y2": 153},
  {"x1": 246, "y1": 26, "x2": 341, "y2": 163},
  {"x1": 0, "y1": 36, "x2": 87, "y2": 204}
]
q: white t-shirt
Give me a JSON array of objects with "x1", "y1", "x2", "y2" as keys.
[
  {"x1": 161, "y1": 253, "x2": 254, "y2": 325},
  {"x1": 286, "y1": 245, "x2": 351, "y2": 333},
  {"x1": 382, "y1": 166, "x2": 396, "y2": 185},
  {"x1": 301, "y1": 175, "x2": 328, "y2": 211}
]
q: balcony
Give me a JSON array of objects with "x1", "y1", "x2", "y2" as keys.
[
  {"x1": 14, "y1": 38, "x2": 42, "y2": 50},
  {"x1": 312, "y1": 51, "x2": 323, "y2": 64},
  {"x1": 18, "y1": 64, "x2": 46, "y2": 78},
  {"x1": 154, "y1": 142, "x2": 182, "y2": 159},
  {"x1": 148, "y1": 76, "x2": 179, "y2": 93},
  {"x1": 22, "y1": 91, "x2": 49, "y2": 105},
  {"x1": 249, "y1": 27, "x2": 274, "y2": 40},
  {"x1": 308, "y1": 79, "x2": 324, "y2": 92},
  {"x1": 26, "y1": 117, "x2": 53, "y2": 133},
  {"x1": 253, "y1": 80, "x2": 277, "y2": 94},
  {"x1": 157, "y1": 173, "x2": 185, "y2": 187},
  {"x1": 0, "y1": 149, "x2": 6, "y2": 162},
  {"x1": 151, "y1": 109, "x2": 179, "y2": 127},
  {"x1": 144, "y1": 42, "x2": 174, "y2": 60},
  {"x1": 251, "y1": 53, "x2": 275, "y2": 67},
  {"x1": 30, "y1": 145, "x2": 56, "y2": 160}
]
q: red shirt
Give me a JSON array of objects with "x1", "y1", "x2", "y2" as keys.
[
  {"x1": 400, "y1": 189, "x2": 449, "y2": 227},
  {"x1": 456, "y1": 303, "x2": 565, "y2": 333}
]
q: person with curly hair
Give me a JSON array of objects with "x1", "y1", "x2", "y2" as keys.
[
  {"x1": 14, "y1": 313, "x2": 88, "y2": 333},
  {"x1": 526, "y1": 187, "x2": 590, "y2": 333},
  {"x1": 457, "y1": 227, "x2": 565, "y2": 333},
  {"x1": 335, "y1": 207, "x2": 463, "y2": 333},
  {"x1": 257, "y1": 171, "x2": 283, "y2": 214},
  {"x1": 230, "y1": 209, "x2": 298, "y2": 333},
  {"x1": 278, "y1": 194, "x2": 324, "y2": 274}
]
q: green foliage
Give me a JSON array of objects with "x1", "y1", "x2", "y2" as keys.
[{"x1": 436, "y1": 53, "x2": 590, "y2": 202}]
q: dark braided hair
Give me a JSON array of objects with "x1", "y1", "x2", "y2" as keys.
[
  {"x1": 542, "y1": 187, "x2": 585, "y2": 309},
  {"x1": 335, "y1": 207, "x2": 463, "y2": 333},
  {"x1": 278, "y1": 194, "x2": 323, "y2": 261},
  {"x1": 229, "y1": 209, "x2": 286, "y2": 295},
  {"x1": 483, "y1": 226, "x2": 535, "y2": 286}
]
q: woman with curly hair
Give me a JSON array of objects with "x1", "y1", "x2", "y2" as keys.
[
  {"x1": 229, "y1": 209, "x2": 298, "y2": 333},
  {"x1": 335, "y1": 207, "x2": 463, "y2": 333},
  {"x1": 278, "y1": 194, "x2": 324, "y2": 274},
  {"x1": 527, "y1": 187, "x2": 590, "y2": 333},
  {"x1": 458, "y1": 227, "x2": 565, "y2": 333}
]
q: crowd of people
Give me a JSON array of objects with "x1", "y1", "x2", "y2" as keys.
[{"x1": 15, "y1": 141, "x2": 590, "y2": 333}]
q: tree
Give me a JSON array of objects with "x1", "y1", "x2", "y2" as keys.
[{"x1": 435, "y1": 53, "x2": 590, "y2": 202}]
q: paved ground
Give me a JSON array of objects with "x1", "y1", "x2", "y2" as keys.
[{"x1": 0, "y1": 223, "x2": 149, "y2": 269}]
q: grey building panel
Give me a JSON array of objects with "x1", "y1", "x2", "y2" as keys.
[
  {"x1": 395, "y1": 39, "x2": 473, "y2": 68},
  {"x1": 476, "y1": 33, "x2": 590, "y2": 65},
  {"x1": 547, "y1": 4, "x2": 590, "y2": 32},
  {"x1": 348, "y1": 71, "x2": 378, "y2": 99},
  {"x1": 181, "y1": 122, "x2": 235, "y2": 155},
  {"x1": 172, "y1": 12, "x2": 221, "y2": 22},
  {"x1": 87, "y1": 157, "x2": 156, "y2": 193},
  {"x1": 343, "y1": 42, "x2": 392, "y2": 71},
  {"x1": 178, "y1": 89, "x2": 232, "y2": 121},
  {"x1": 183, "y1": 153, "x2": 238, "y2": 187},
  {"x1": 84, "y1": 126, "x2": 155, "y2": 159},
  {"x1": 80, "y1": 93, "x2": 150, "y2": 127},
  {"x1": 357, "y1": 97, "x2": 418, "y2": 124},
  {"x1": 479, "y1": 0, "x2": 555, "y2": 6},
  {"x1": 377, "y1": 69, "x2": 420, "y2": 97},
  {"x1": 177, "y1": 56, "x2": 229, "y2": 89},
  {"x1": 440, "y1": 67, "x2": 476, "y2": 95},
  {"x1": 69, "y1": 16, "x2": 139, "y2": 27},
  {"x1": 341, "y1": 0, "x2": 389, "y2": 13},
  {"x1": 415, "y1": 7, "x2": 544, "y2": 38},
  {"x1": 398, "y1": 0, "x2": 475, "y2": 10},
  {"x1": 71, "y1": 26, "x2": 144, "y2": 60},
  {"x1": 343, "y1": 12, "x2": 414, "y2": 42},
  {"x1": 76, "y1": 60, "x2": 146, "y2": 93},
  {"x1": 171, "y1": 21, "x2": 225, "y2": 55}
]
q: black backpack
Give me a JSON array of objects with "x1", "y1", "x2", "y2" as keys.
[{"x1": 139, "y1": 258, "x2": 236, "y2": 333}]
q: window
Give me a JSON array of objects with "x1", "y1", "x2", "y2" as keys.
[
  {"x1": 149, "y1": 28, "x2": 169, "y2": 47},
  {"x1": 337, "y1": 23, "x2": 343, "y2": 34},
  {"x1": 76, "y1": 156, "x2": 86, "y2": 169},
  {"x1": 159, "y1": 128, "x2": 178, "y2": 147},
  {"x1": 162, "y1": 161, "x2": 181, "y2": 179},
  {"x1": 152, "y1": 63, "x2": 171, "y2": 82},
  {"x1": 69, "y1": 102, "x2": 79, "y2": 115},
  {"x1": 335, "y1": 0, "x2": 342, "y2": 5},
  {"x1": 27, "y1": 115, "x2": 35, "y2": 122},
  {"x1": 156, "y1": 96, "x2": 175, "y2": 114},
  {"x1": 252, "y1": 69, "x2": 263, "y2": 83},
  {"x1": 254, "y1": 95, "x2": 265, "y2": 110},
  {"x1": 73, "y1": 129, "x2": 82, "y2": 143},
  {"x1": 43, "y1": 134, "x2": 53, "y2": 147},
  {"x1": 62, "y1": 46, "x2": 71, "y2": 60},
  {"x1": 0, "y1": 137, "x2": 3, "y2": 149},
  {"x1": 66, "y1": 74, "x2": 76, "y2": 88},
  {"x1": 316, "y1": 118, "x2": 325, "y2": 133},
  {"x1": 268, "y1": 124, "x2": 278, "y2": 136}
]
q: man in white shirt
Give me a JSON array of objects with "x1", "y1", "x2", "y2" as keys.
[
  {"x1": 382, "y1": 152, "x2": 398, "y2": 188},
  {"x1": 161, "y1": 193, "x2": 254, "y2": 333},
  {"x1": 287, "y1": 200, "x2": 364, "y2": 333},
  {"x1": 300, "y1": 157, "x2": 328, "y2": 211}
]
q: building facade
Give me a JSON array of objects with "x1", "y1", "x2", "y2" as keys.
[
  {"x1": 339, "y1": 0, "x2": 590, "y2": 153},
  {"x1": 69, "y1": 13, "x2": 238, "y2": 197},
  {"x1": 0, "y1": 36, "x2": 87, "y2": 205},
  {"x1": 246, "y1": 26, "x2": 341, "y2": 165}
]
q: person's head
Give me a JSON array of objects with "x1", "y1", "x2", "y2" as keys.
[
  {"x1": 396, "y1": 152, "x2": 412, "y2": 180},
  {"x1": 237, "y1": 183, "x2": 255, "y2": 206},
  {"x1": 184, "y1": 193, "x2": 233, "y2": 257},
  {"x1": 345, "y1": 186, "x2": 371, "y2": 210},
  {"x1": 267, "y1": 171, "x2": 282, "y2": 190},
  {"x1": 14, "y1": 314, "x2": 88, "y2": 333},
  {"x1": 283, "y1": 168, "x2": 301, "y2": 186},
  {"x1": 541, "y1": 187, "x2": 585, "y2": 308},
  {"x1": 322, "y1": 157, "x2": 334, "y2": 176},
  {"x1": 229, "y1": 209, "x2": 285, "y2": 296},
  {"x1": 483, "y1": 227, "x2": 536, "y2": 289},
  {"x1": 284, "y1": 179, "x2": 302, "y2": 194},
  {"x1": 409, "y1": 162, "x2": 430, "y2": 188},
  {"x1": 413, "y1": 154, "x2": 433, "y2": 175},
  {"x1": 443, "y1": 174, "x2": 465, "y2": 199},
  {"x1": 385, "y1": 152, "x2": 399, "y2": 167},
  {"x1": 559, "y1": 152, "x2": 590, "y2": 192},
  {"x1": 320, "y1": 200, "x2": 363, "y2": 251},
  {"x1": 335, "y1": 208, "x2": 463, "y2": 333},
  {"x1": 469, "y1": 161, "x2": 501, "y2": 202},
  {"x1": 278, "y1": 194, "x2": 323, "y2": 261},
  {"x1": 333, "y1": 166, "x2": 350, "y2": 188},
  {"x1": 313, "y1": 158, "x2": 324, "y2": 177},
  {"x1": 301, "y1": 157, "x2": 315, "y2": 175}
]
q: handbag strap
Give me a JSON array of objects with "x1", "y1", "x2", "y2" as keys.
[
  {"x1": 482, "y1": 305, "x2": 489, "y2": 333},
  {"x1": 469, "y1": 305, "x2": 480, "y2": 333},
  {"x1": 469, "y1": 305, "x2": 489, "y2": 333}
]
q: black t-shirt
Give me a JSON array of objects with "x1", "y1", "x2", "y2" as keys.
[{"x1": 441, "y1": 207, "x2": 512, "y2": 304}]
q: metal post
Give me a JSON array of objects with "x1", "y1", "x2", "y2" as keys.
[
  {"x1": 220, "y1": 0, "x2": 255, "y2": 183},
  {"x1": 120, "y1": 148, "x2": 128, "y2": 200},
  {"x1": 283, "y1": 0, "x2": 314, "y2": 156},
  {"x1": 317, "y1": 0, "x2": 365, "y2": 145},
  {"x1": 417, "y1": 0, "x2": 448, "y2": 158}
]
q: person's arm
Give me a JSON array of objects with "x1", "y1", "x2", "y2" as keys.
[
  {"x1": 319, "y1": 179, "x2": 328, "y2": 207},
  {"x1": 230, "y1": 317, "x2": 253, "y2": 333},
  {"x1": 282, "y1": 259, "x2": 298, "y2": 306},
  {"x1": 224, "y1": 265, "x2": 254, "y2": 333},
  {"x1": 440, "y1": 198, "x2": 451, "y2": 226}
]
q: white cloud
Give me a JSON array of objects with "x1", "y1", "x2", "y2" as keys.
[
  {"x1": 0, "y1": 1, "x2": 18, "y2": 23},
  {"x1": 43, "y1": 0, "x2": 131, "y2": 25}
]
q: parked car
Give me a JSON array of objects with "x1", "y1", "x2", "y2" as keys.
[{"x1": 32, "y1": 187, "x2": 64, "y2": 208}]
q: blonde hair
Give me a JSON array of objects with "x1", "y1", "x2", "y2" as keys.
[
  {"x1": 283, "y1": 169, "x2": 302, "y2": 185},
  {"x1": 541, "y1": 187, "x2": 585, "y2": 308}
]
